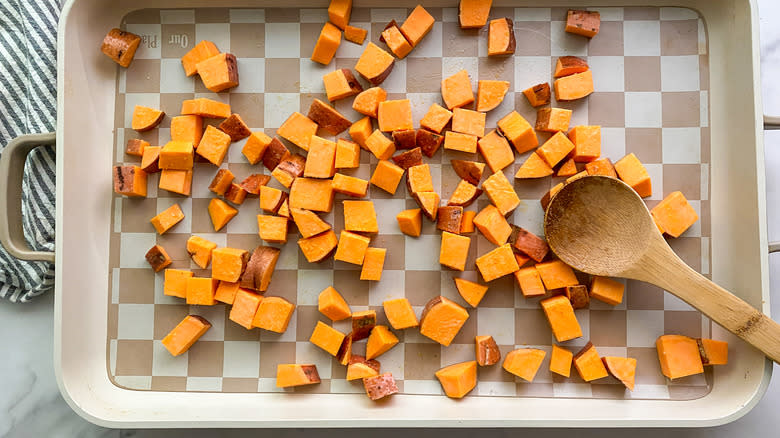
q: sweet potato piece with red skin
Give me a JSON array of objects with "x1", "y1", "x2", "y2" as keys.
[
  {"x1": 131, "y1": 106, "x2": 165, "y2": 132},
  {"x1": 437, "y1": 206, "x2": 464, "y2": 234},
  {"x1": 308, "y1": 99, "x2": 352, "y2": 135},
  {"x1": 113, "y1": 165, "x2": 147, "y2": 197},
  {"x1": 336, "y1": 333, "x2": 354, "y2": 365},
  {"x1": 239, "y1": 246, "x2": 280, "y2": 292},
  {"x1": 219, "y1": 114, "x2": 252, "y2": 142},
  {"x1": 554, "y1": 56, "x2": 589, "y2": 78},
  {"x1": 196, "y1": 53, "x2": 239, "y2": 93},
  {"x1": 476, "y1": 335, "x2": 501, "y2": 366},
  {"x1": 451, "y1": 160, "x2": 484, "y2": 186},
  {"x1": 224, "y1": 183, "x2": 247, "y2": 205},
  {"x1": 209, "y1": 169, "x2": 235, "y2": 196},
  {"x1": 364, "y1": 373, "x2": 399, "y2": 401},
  {"x1": 392, "y1": 129, "x2": 417, "y2": 150},
  {"x1": 355, "y1": 42, "x2": 395, "y2": 86},
  {"x1": 145, "y1": 245, "x2": 172, "y2": 272},
  {"x1": 487, "y1": 18, "x2": 515, "y2": 56},
  {"x1": 523, "y1": 83, "x2": 551, "y2": 107},
  {"x1": 416, "y1": 129, "x2": 444, "y2": 157},
  {"x1": 352, "y1": 310, "x2": 377, "y2": 341},
  {"x1": 566, "y1": 10, "x2": 600, "y2": 38},
  {"x1": 447, "y1": 179, "x2": 482, "y2": 207},
  {"x1": 262, "y1": 138, "x2": 290, "y2": 171},
  {"x1": 126, "y1": 138, "x2": 148, "y2": 157},
  {"x1": 140, "y1": 146, "x2": 161, "y2": 173},
  {"x1": 276, "y1": 154, "x2": 307, "y2": 179},
  {"x1": 391, "y1": 147, "x2": 423, "y2": 170},
  {"x1": 509, "y1": 226, "x2": 549, "y2": 262},
  {"x1": 101, "y1": 28, "x2": 141, "y2": 67},
  {"x1": 239, "y1": 174, "x2": 271, "y2": 195},
  {"x1": 459, "y1": 0, "x2": 493, "y2": 29},
  {"x1": 565, "y1": 285, "x2": 590, "y2": 309}
]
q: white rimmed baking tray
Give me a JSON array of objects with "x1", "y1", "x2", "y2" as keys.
[{"x1": 35, "y1": 0, "x2": 775, "y2": 428}]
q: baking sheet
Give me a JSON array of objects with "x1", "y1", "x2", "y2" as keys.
[{"x1": 106, "y1": 5, "x2": 712, "y2": 400}]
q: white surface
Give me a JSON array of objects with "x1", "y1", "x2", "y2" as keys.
[{"x1": 4, "y1": 1, "x2": 780, "y2": 436}]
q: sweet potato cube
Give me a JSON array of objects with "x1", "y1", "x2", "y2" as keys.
[
  {"x1": 344, "y1": 25, "x2": 367, "y2": 44},
  {"x1": 414, "y1": 191, "x2": 440, "y2": 221},
  {"x1": 365, "y1": 129, "x2": 396, "y2": 160},
  {"x1": 509, "y1": 227, "x2": 549, "y2": 262},
  {"x1": 567, "y1": 125, "x2": 601, "y2": 163},
  {"x1": 291, "y1": 208, "x2": 331, "y2": 239},
  {"x1": 406, "y1": 164, "x2": 434, "y2": 195},
  {"x1": 131, "y1": 105, "x2": 165, "y2": 132},
  {"x1": 140, "y1": 146, "x2": 161, "y2": 174},
  {"x1": 298, "y1": 230, "x2": 339, "y2": 263},
  {"x1": 420, "y1": 104, "x2": 453, "y2": 134},
  {"x1": 565, "y1": 285, "x2": 590, "y2": 309},
  {"x1": 378, "y1": 99, "x2": 413, "y2": 132},
  {"x1": 555, "y1": 158, "x2": 578, "y2": 177},
  {"x1": 536, "y1": 108, "x2": 572, "y2": 133},
  {"x1": 370, "y1": 160, "x2": 405, "y2": 194},
  {"x1": 523, "y1": 83, "x2": 551, "y2": 107},
  {"x1": 400, "y1": 5, "x2": 435, "y2": 46},
  {"x1": 163, "y1": 269, "x2": 193, "y2": 298},
  {"x1": 240, "y1": 246, "x2": 281, "y2": 292},
  {"x1": 302, "y1": 136, "x2": 337, "y2": 178},
  {"x1": 229, "y1": 289, "x2": 263, "y2": 329},
  {"x1": 289, "y1": 177, "x2": 335, "y2": 212},
  {"x1": 514, "y1": 153, "x2": 553, "y2": 179},
  {"x1": 276, "y1": 364, "x2": 320, "y2": 388},
  {"x1": 444, "y1": 131, "x2": 478, "y2": 153},
  {"x1": 698, "y1": 338, "x2": 728, "y2": 365},
  {"x1": 483, "y1": 170, "x2": 520, "y2": 215},
  {"x1": 451, "y1": 160, "x2": 485, "y2": 185},
  {"x1": 207, "y1": 170, "x2": 234, "y2": 198},
  {"x1": 161, "y1": 315, "x2": 211, "y2": 356},
  {"x1": 145, "y1": 245, "x2": 172, "y2": 272},
  {"x1": 603, "y1": 356, "x2": 637, "y2": 390},
  {"x1": 360, "y1": 248, "x2": 386, "y2": 281},
  {"x1": 215, "y1": 281, "x2": 240, "y2": 304},
  {"x1": 420, "y1": 296, "x2": 469, "y2": 346},
  {"x1": 237, "y1": 132, "x2": 271, "y2": 164},
  {"x1": 334, "y1": 230, "x2": 371, "y2": 265},
  {"x1": 452, "y1": 108, "x2": 486, "y2": 138},
  {"x1": 447, "y1": 179, "x2": 482, "y2": 207},
  {"x1": 441, "y1": 69, "x2": 474, "y2": 110},
  {"x1": 396, "y1": 208, "x2": 422, "y2": 237},
  {"x1": 209, "y1": 198, "x2": 238, "y2": 231},
  {"x1": 346, "y1": 355, "x2": 381, "y2": 380},
  {"x1": 253, "y1": 296, "x2": 295, "y2": 333},
  {"x1": 310, "y1": 321, "x2": 347, "y2": 356},
  {"x1": 322, "y1": 69, "x2": 363, "y2": 104},
  {"x1": 487, "y1": 18, "x2": 515, "y2": 56},
  {"x1": 461, "y1": 210, "x2": 476, "y2": 233},
  {"x1": 503, "y1": 348, "x2": 546, "y2": 382},
  {"x1": 550, "y1": 345, "x2": 573, "y2": 377},
  {"x1": 181, "y1": 40, "x2": 220, "y2": 76},
  {"x1": 259, "y1": 186, "x2": 286, "y2": 214},
  {"x1": 554, "y1": 56, "x2": 589, "y2": 78},
  {"x1": 566, "y1": 9, "x2": 600, "y2": 38},
  {"x1": 514, "y1": 267, "x2": 546, "y2": 298},
  {"x1": 585, "y1": 157, "x2": 617, "y2": 177},
  {"x1": 272, "y1": 154, "x2": 305, "y2": 188},
  {"x1": 113, "y1": 165, "x2": 148, "y2": 197},
  {"x1": 615, "y1": 153, "x2": 652, "y2": 197},
  {"x1": 459, "y1": 0, "x2": 492, "y2": 28},
  {"x1": 474, "y1": 336, "x2": 501, "y2": 366},
  {"x1": 158, "y1": 169, "x2": 192, "y2": 196},
  {"x1": 476, "y1": 80, "x2": 510, "y2": 112},
  {"x1": 455, "y1": 278, "x2": 488, "y2": 308},
  {"x1": 439, "y1": 232, "x2": 471, "y2": 271},
  {"x1": 349, "y1": 116, "x2": 374, "y2": 149},
  {"x1": 180, "y1": 97, "x2": 231, "y2": 119},
  {"x1": 366, "y1": 325, "x2": 399, "y2": 359},
  {"x1": 186, "y1": 236, "x2": 217, "y2": 269},
  {"x1": 497, "y1": 111, "x2": 538, "y2": 154},
  {"x1": 573, "y1": 342, "x2": 609, "y2": 382},
  {"x1": 125, "y1": 138, "x2": 148, "y2": 157},
  {"x1": 383, "y1": 298, "x2": 419, "y2": 329},
  {"x1": 343, "y1": 200, "x2": 378, "y2": 233},
  {"x1": 651, "y1": 191, "x2": 699, "y2": 238},
  {"x1": 437, "y1": 206, "x2": 463, "y2": 234},
  {"x1": 327, "y1": 0, "x2": 352, "y2": 29},
  {"x1": 590, "y1": 276, "x2": 624, "y2": 305},
  {"x1": 355, "y1": 42, "x2": 395, "y2": 86},
  {"x1": 278, "y1": 199, "x2": 291, "y2": 219},
  {"x1": 436, "y1": 361, "x2": 477, "y2": 399},
  {"x1": 657, "y1": 335, "x2": 704, "y2": 379},
  {"x1": 211, "y1": 247, "x2": 249, "y2": 283},
  {"x1": 319, "y1": 286, "x2": 352, "y2": 321},
  {"x1": 352, "y1": 309, "x2": 377, "y2": 341},
  {"x1": 541, "y1": 295, "x2": 582, "y2": 342},
  {"x1": 257, "y1": 215, "x2": 289, "y2": 244},
  {"x1": 240, "y1": 174, "x2": 271, "y2": 195},
  {"x1": 537, "y1": 132, "x2": 576, "y2": 168},
  {"x1": 219, "y1": 113, "x2": 251, "y2": 142},
  {"x1": 473, "y1": 204, "x2": 511, "y2": 245},
  {"x1": 196, "y1": 125, "x2": 231, "y2": 166},
  {"x1": 159, "y1": 141, "x2": 194, "y2": 170},
  {"x1": 381, "y1": 24, "x2": 413, "y2": 59},
  {"x1": 554, "y1": 69, "x2": 594, "y2": 101},
  {"x1": 363, "y1": 373, "x2": 399, "y2": 400},
  {"x1": 332, "y1": 173, "x2": 368, "y2": 198},
  {"x1": 150, "y1": 204, "x2": 184, "y2": 234},
  {"x1": 101, "y1": 28, "x2": 141, "y2": 68},
  {"x1": 278, "y1": 112, "x2": 318, "y2": 151},
  {"x1": 196, "y1": 53, "x2": 239, "y2": 93},
  {"x1": 334, "y1": 139, "x2": 361, "y2": 169},
  {"x1": 536, "y1": 260, "x2": 578, "y2": 290},
  {"x1": 417, "y1": 129, "x2": 445, "y2": 157},
  {"x1": 476, "y1": 244, "x2": 519, "y2": 282},
  {"x1": 352, "y1": 87, "x2": 387, "y2": 118},
  {"x1": 186, "y1": 277, "x2": 218, "y2": 305},
  {"x1": 392, "y1": 147, "x2": 423, "y2": 169},
  {"x1": 311, "y1": 22, "x2": 342, "y2": 65}
]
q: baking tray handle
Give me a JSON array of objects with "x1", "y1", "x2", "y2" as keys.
[
  {"x1": 0, "y1": 132, "x2": 56, "y2": 262},
  {"x1": 765, "y1": 117, "x2": 780, "y2": 252}
]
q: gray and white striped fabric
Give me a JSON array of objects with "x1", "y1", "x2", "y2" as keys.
[{"x1": 0, "y1": 0, "x2": 62, "y2": 303}]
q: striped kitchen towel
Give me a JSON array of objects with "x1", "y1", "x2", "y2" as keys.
[{"x1": 0, "y1": 0, "x2": 62, "y2": 303}]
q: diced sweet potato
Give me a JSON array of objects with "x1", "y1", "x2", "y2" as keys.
[
  {"x1": 170, "y1": 117, "x2": 203, "y2": 151},
  {"x1": 476, "y1": 130, "x2": 512, "y2": 172},
  {"x1": 223, "y1": 183, "x2": 247, "y2": 205},
  {"x1": 229, "y1": 289, "x2": 263, "y2": 329},
  {"x1": 441, "y1": 69, "x2": 475, "y2": 110},
  {"x1": 346, "y1": 355, "x2": 381, "y2": 380},
  {"x1": 240, "y1": 246, "x2": 280, "y2": 292},
  {"x1": 455, "y1": 278, "x2": 488, "y2": 308},
  {"x1": 378, "y1": 99, "x2": 413, "y2": 132},
  {"x1": 590, "y1": 276, "x2": 625, "y2": 305},
  {"x1": 343, "y1": 200, "x2": 378, "y2": 233},
  {"x1": 259, "y1": 186, "x2": 287, "y2": 213},
  {"x1": 436, "y1": 361, "x2": 477, "y2": 398},
  {"x1": 278, "y1": 112, "x2": 318, "y2": 151},
  {"x1": 239, "y1": 174, "x2": 271, "y2": 196},
  {"x1": 396, "y1": 208, "x2": 422, "y2": 237},
  {"x1": 414, "y1": 191, "x2": 440, "y2": 221},
  {"x1": 437, "y1": 206, "x2": 464, "y2": 234},
  {"x1": 554, "y1": 70, "x2": 594, "y2": 101},
  {"x1": 349, "y1": 116, "x2": 374, "y2": 149},
  {"x1": 310, "y1": 321, "x2": 347, "y2": 356},
  {"x1": 420, "y1": 103, "x2": 453, "y2": 134},
  {"x1": 585, "y1": 157, "x2": 617, "y2": 177},
  {"x1": 474, "y1": 336, "x2": 501, "y2": 367},
  {"x1": 383, "y1": 298, "x2": 419, "y2": 329},
  {"x1": 541, "y1": 295, "x2": 582, "y2": 342},
  {"x1": 365, "y1": 129, "x2": 396, "y2": 160},
  {"x1": 272, "y1": 155, "x2": 305, "y2": 189},
  {"x1": 291, "y1": 208, "x2": 332, "y2": 239},
  {"x1": 332, "y1": 173, "x2": 369, "y2": 198},
  {"x1": 497, "y1": 110, "x2": 538, "y2": 154},
  {"x1": 451, "y1": 160, "x2": 485, "y2": 186},
  {"x1": 113, "y1": 165, "x2": 148, "y2": 197},
  {"x1": 568, "y1": 125, "x2": 601, "y2": 162},
  {"x1": 447, "y1": 179, "x2": 482, "y2": 208},
  {"x1": 344, "y1": 25, "x2": 367, "y2": 44},
  {"x1": 276, "y1": 364, "x2": 320, "y2": 388},
  {"x1": 161, "y1": 315, "x2": 211, "y2": 356},
  {"x1": 476, "y1": 244, "x2": 520, "y2": 282},
  {"x1": 416, "y1": 129, "x2": 444, "y2": 157},
  {"x1": 657, "y1": 335, "x2": 705, "y2": 379},
  {"x1": 487, "y1": 18, "x2": 515, "y2": 56},
  {"x1": 219, "y1": 113, "x2": 251, "y2": 142},
  {"x1": 334, "y1": 230, "x2": 371, "y2": 265},
  {"x1": 457, "y1": 211, "x2": 474, "y2": 233},
  {"x1": 140, "y1": 146, "x2": 161, "y2": 174},
  {"x1": 400, "y1": 5, "x2": 435, "y2": 47},
  {"x1": 483, "y1": 170, "x2": 520, "y2": 215},
  {"x1": 289, "y1": 177, "x2": 335, "y2": 212},
  {"x1": 211, "y1": 247, "x2": 249, "y2": 283},
  {"x1": 536, "y1": 108, "x2": 572, "y2": 133},
  {"x1": 181, "y1": 40, "x2": 220, "y2": 76},
  {"x1": 537, "y1": 132, "x2": 576, "y2": 168},
  {"x1": 566, "y1": 9, "x2": 601, "y2": 38},
  {"x1": 181, "y1": 98, "x2": 231, "y2": 119},
  {"x1": 335, "y1": 138, "x2": 361, "y2": 169},
  {"x1": 163, "y1": 269, "x2": 193, "y2": 298},
  {"x1": 238, "y1": 131, "x2": 271, "y2": 164},
  {"x1": 323, "y1": 68, "x2": 363, "y2": 102},
  {"x1": 125, "y1": 138, "x2": 148, "y2": 157},
  {"x1": 452, "y1": 108, "x2": 486, "y2": 138},
  {"x1": 101, "y1": 28, "x2": 141, "y2": 67},
  {"x1": 158, "y1": 169, "x2": 192, "y2": 196},
  {"x1": 186, "y1": 277, "x2": 218, "y2": 305},
  {"x1": 131, "y1": 105, "x2": 165, "y2": 132},
  {"x1": 514, "y1": 267, "x2": 546, "y2": 298},
  {"x1": 473, "y1": 204, "x2": 511, "y2": 245},
  {"x1": 370, "y1": 160, "x2": 405, "y2": 194},
  {"x1": 366, "y1": 325, "x2": 399, "y2": 359},
  {"x1": 439, "y1": 231, "x2": 470, "y2": 271},
  {"x1": 697, "y1": 338, "x2": 729, "y2": 365},
  {"x1": 565, "y1": 285, "x2": 590, "y2": 309},
  {"x1": 406, "y1": 164, "x2": 433, "y2": 195},
  {"x1": 319, "y1": 286, "x2": 352, "y2": 321},
  {"x1": 391, "y1": 128, "x2": 417, "y2": 150},
  {"x1": 311, "y1": 22, "x2": 342, "y2": 65},
  {"x1": 573, "y1": 342, "x2": 609, "y2": 381},
  {"x1": 328, "y1": 0, "x2": 352, "y2": 29},
  {"x1": 550, "y1": 344, "x2": 573, "y2": 377},
  {"x1": 352, "y1": 87, "x2": 387, "y2": 118},
  {"x1": 298, "y1": 230, "x2": 339, "y2": 263},
  {"x1": 603, "y1": 356, "x2": 637, "y2": 390},
  {"x1": 303, "y1": 136, "x2": 337, "y2": 179},
  {"x1": 651, "y1": 191, "x2": 699, "y2": 238},
  {"x1": 614, "y1": 153, "x2": 652, "y2": 198},
  {"x1": 159, "y1": 141, "x2": 193, "y2": 171},
  {"x1": 459, "y1": 0, "x2": 492, "y2": 29},
  {"x1": 195, "y1": 125, "x2": 231, "y2": 166},
  {"x1": 523, "y1": 83, "x2": 552, "y2": 107},
  {"x1": 420, "y1": 296, "x2": 469, "y2": 346},
  {"x1": 253, "y1": 296, "x2": 295, "y2": 332},
  {"x1": 351, "y1": 309, "x2": 377, "y2": 341},
  {"x1": 186, "y1": 236, "x2": 217, "y2": 269},
  {"x1": 278, "y1": 199, "x2": 291, "y2": 220},
  {"x1": 215, "y1": 281, "x2": 240, "y2": 305},
  {"x1": 196, "y1": 53, "x2": 239, "y2": 93},
  {"x1": 503, "y1": 348, "x2": 546, "y2": 382},
  {"x1": 508, "y1": 227, "x2": 549, "y2": 262},
  {"x1": 475, "y1": 81, "x2": 509, "y2": 114},
  {"x1": 392, "y1": 147, "x2": 423, "y2": 170},
  {"x1": 536, "y1": 260, "x2": 578, "y2": 290},
  {"x1": 381, "y1": 23, "x2": 413, "y2": 59},
  {"x1": 363, "y1": 372, "x2": 399, "y2": 400},
  {"x1": 258, "y1": 215, "x2": 289, "y2": 244},
  {"x1": 444, "y1": 131, "x2": 478, "y2": 153},
  {"x1": 150, "y1": 204, "x2": 184, "y2": 234},
  {"x1": 555, "y1": 158, "x2": 578, "y2": 177},
  {"x1": 554, "y1": 56, "x2": 589, "y2": 78},
  {"x1": 145, "y1": 245, "x2": 172, "y2": 272},
  {"x1": 355, "y1": 42, "x2": 395, "y2": 86}
]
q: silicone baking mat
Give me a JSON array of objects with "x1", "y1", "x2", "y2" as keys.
[{"x1": 107, "y1": 5, "x2": 713, "y2": 400}]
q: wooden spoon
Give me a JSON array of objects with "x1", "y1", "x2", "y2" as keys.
[{"x1": 544, "y1": 175, "x2": 780, "y2": 363}]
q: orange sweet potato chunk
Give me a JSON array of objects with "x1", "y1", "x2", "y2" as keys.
[
  {"x1": 573, "y1": 342, "x2": 609, "y2": 381},
  {"x1": 186, "y1": 236, "x2": 217, "y2": 269},
  {"x1": 447, "y1": 179, "x2": 482, "y2": 208},
  {"x1": 554, "y1": 70, "x2": 594, "y2": 101},
  {"x1": 276, "y1": 364, "x2": 320, "y2": 388},
  {"x1": 383, "y1": 298, "x2": 419, "y2": 329},
  {"x1": 381, "y1": 24, "x2": 413, "y2": 59},
  {"x1": 196, "y1": 53, "x2": 239, "y2": 93},
  {"x1": 346, "y1": 355, "x2": 381, "y2": 380},
  {"x1": 407, "y1": 164, "x2": 434, "y2": 194},
  {"x1": 536, "y1": 108, "x2": 572, "y2": 133},
  {"x1": 328, "y1": 0, "x2": 352, "y2": 29},
  {"x1": 181, "y1": 98, "x2": 231, "y2": 119},
  {"x1": 291, "y1": 208, "x2": 331, "y2": 239},
  {"x1": 113, "y1": 165, "x2": 148, "y2": 197},
  {"x1": 355, "y1": 42, "x2": 395, "y2": 86},
  {"x1": 370, "y1": 160, "x2": 405, "y2": 194},
  {"x1": 476, "y1": 80, "x2": 510, "y2": 112},
  {"x1": 420, "y1": 296, "x2": 470, "y2": 346},
  {"x1": 523, "y1": 83, "x2": 551, "y2": 107},
  {"x1": 365, "y1": 129, "x2": 396, "y2": 160},
  {"x1": 253, "y1": 296, "x2": 295, "y2": 333},
  {"x1": 396, "y1": 208, "x2": 422, "y2": 237},
  {"x1": 590, "y1": 276, "x2": 625, "y2": 305},
  {"x1": 550, "y1": 344, "x2": 573, "y2": 377},
  {"x1": 651, "y1": 191, "x2": 699, "y2": 238},
  {"x1": 603, "y1": 356, "x2": 637, "y2": 390},
  {"x1": 140, "y1": 146, "x2": 160, "y2": 173},
  {"x1": 319, "y1": 286, "x2": 352, "y2": 321},
  {"x1": 211, "y1": 247, "x2": 249, "y2": 283},
  {"x1": 477, "y1": 130, "x2": 513, "y2": 173},
  {"x1": 441, "y1": 70, "x2": 475, "y2": 110},
  {"x1": 454, "y1": 277, "x2": 488, "y2": 308},
  {"x1": 343, "y1": 200, "x2": 378, "y2": 233},
  {"x1": 554, "y1": 56, "x2": 589, "y2": 78},
  {"x1": 219, "y1": 113, "x2": 251, "y2": 142},
  {"x1": 278, "y1": 112, "x2": 318, "y2": 151},
  {"x1": 101, "y1": 28, "x2": 141, "y2": 68},
  {"x1": 229, "y1": 289, "x2": 263, "y2": 329},
  {"x1": 298, "y1": 229, "x2": 339, "y2": 263},
  {"x1": 585, "y1": 157, "x2": 617, "y2": 177},
  {"x1": 482, "y1": 170, "x2": 520, "y2": 215},
  {"x1": 344, "y1": 25, "x2": 367, "y2": 44},
  {"x1": 215, "y1": 281, "x2": 240, "y2": 304},
  {"x1": 497, "y1": 110, "x2": 538, "y2": 154},
  {"x1": 185, "y1": 277, "x2": 219, "y2": 305},
  {"x1": 181, "y1": 40, "x2": 220, "y2": 76},
  {"x1": 420, "y1": 103, "x2": 453, "y2": 134},
  {"x1": 310, "y1": 321, "x2": 347, "y2": 356},
  {"x1": 435, "y1": 361, "x2": 477, "y2": 399},
  {"x1": 335, "y1": 138, "x2": 361, "y2": 169},
  {"x1": 378, "y1": 99, "x2": 413, "y2": 132},
  {"x1": 476, "y1": 244, "x2": 520, "y2": 282},
  {"x1": 514, "y1": 267, "x2": 546, "y2": 298},
  {"x1": 332, "y1": 173, "x2": 368, "y2": 198},
  {"x1": 159, "y1": 141, "x2": 193, "y2": 171},
  {"x1": 399, "y1": 5, "x2": 435, "y2": 47},
  {"x1": 150, "y1": 204, "x2": 185, "y2": 234},
  {"x1": 568, "y1": 125, "x2": 601, "y2": 162},
  {"x1": 145, "y1": 245, "x2": 172, "y2": 272},
  {"x1": 473, "y1": 204, "x2": 511, "y2": 245},
  {"x1": 514, "y1": 153, "x2": 553, "y2": 179},
  {"x1": 258, "y1": 215, "x2": 289, "y2": 244},
  {"x1": 161, "y1": 315, "x2": 211, "y2": 356},
  {"x1": 487, "y1": 18, "x2": 515, "y2": 56},
  {"x1": 351, "y1": 309, "x2": 377, "y2": 341},
  {"x1": 364, "y1": 372, "x2": 399, "y2": 400},
  {"x1": 289, "y1": 177, "x2": 335, "y2": 212},
  {"x1": 452, "y1": 108, "x2": 486, "y2": 138},
  {"x1": 541, "y1": 295, "x2": 582, "y2": 342},
  {"x1": 158, "y1": 169, "x2": 192, "y2": 196},
  {"x1": 503, "y1": 348, "x2": 546, "y2": 382},
  {"x1": 566, "y1": 9, "x2": 601, "y2": 38},
  {"x1": 475, "y1": 335, "x2": 501, "y2": 366},
  {"x1": 164, "y1": 269, "x2": 192, "y2": 298},
  {"x1": 348, "y1": 116, "x2": 374, "y2": 150},
  {"x1": 352, "y1": 87, "x2": 387, "y2": 118},
  {"x1": 656, "y1": 335, "x2": 704, "y2": 379},
  {"x1": 439, "y1": 231, "x2": 471, "y2": 271},
  {"x1": 240, "y1": 246, "x2": 281, "y2": 292},
  {"x1": 334, "y1": 230, "x2": 371, "y2": 265},
  {"x1": 537, "y1": 132, "x2": 576, "y2": 168},
  {"x1": 459, "y1": 0, "x2": 492, "y2": 29},
  {"x1": 311, "y1": 22, "x2": 342, "y2": 65},
  {"x1": 555, "y1": 158, "x2": 578, "y2": 177},
  {"x1": 196, "y1": 125, "x2": 231, "y2": 166},
  {"x1": 208, "y1": 198, "x2": 238, "y2": 231},
  {"x1": 323, "y1": 68, "x2": 363, "y2": 102},
  {"x1": 614, "y1": 153, "x2": 652, "y2": 198},
  {"x1": 131, "y1": 105, "x2": 164, "y2": 132},
  {"x1": 444, "y1": 131, "x2": 478, "y2": 154},
  {"x1": 171, "y1": 115, "x2": 203, "y2": 147},
  {"x1": 259, "y1": 186, "x2": 286, "y2": 213},
  {"x1": 698, "y1": 338, "x2": 728, "y2": 365},
  {"x1": 304, "y1": 136, "x2": 338, "y2": 178},
  {"x1": 366, "y1": 325, "x2": 399, "y2": 359},
  {"x1": 536, "y1": 260, "x2": 578, "y2": 289}
]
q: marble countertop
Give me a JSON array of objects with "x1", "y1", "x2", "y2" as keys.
[{"x1": 4, "y1": 2, "x2": 780, "y2": 437}]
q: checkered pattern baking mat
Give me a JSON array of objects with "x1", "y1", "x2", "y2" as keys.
[{"x1": 107, "y1": 6, "x2": 713, "y2": 399}]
